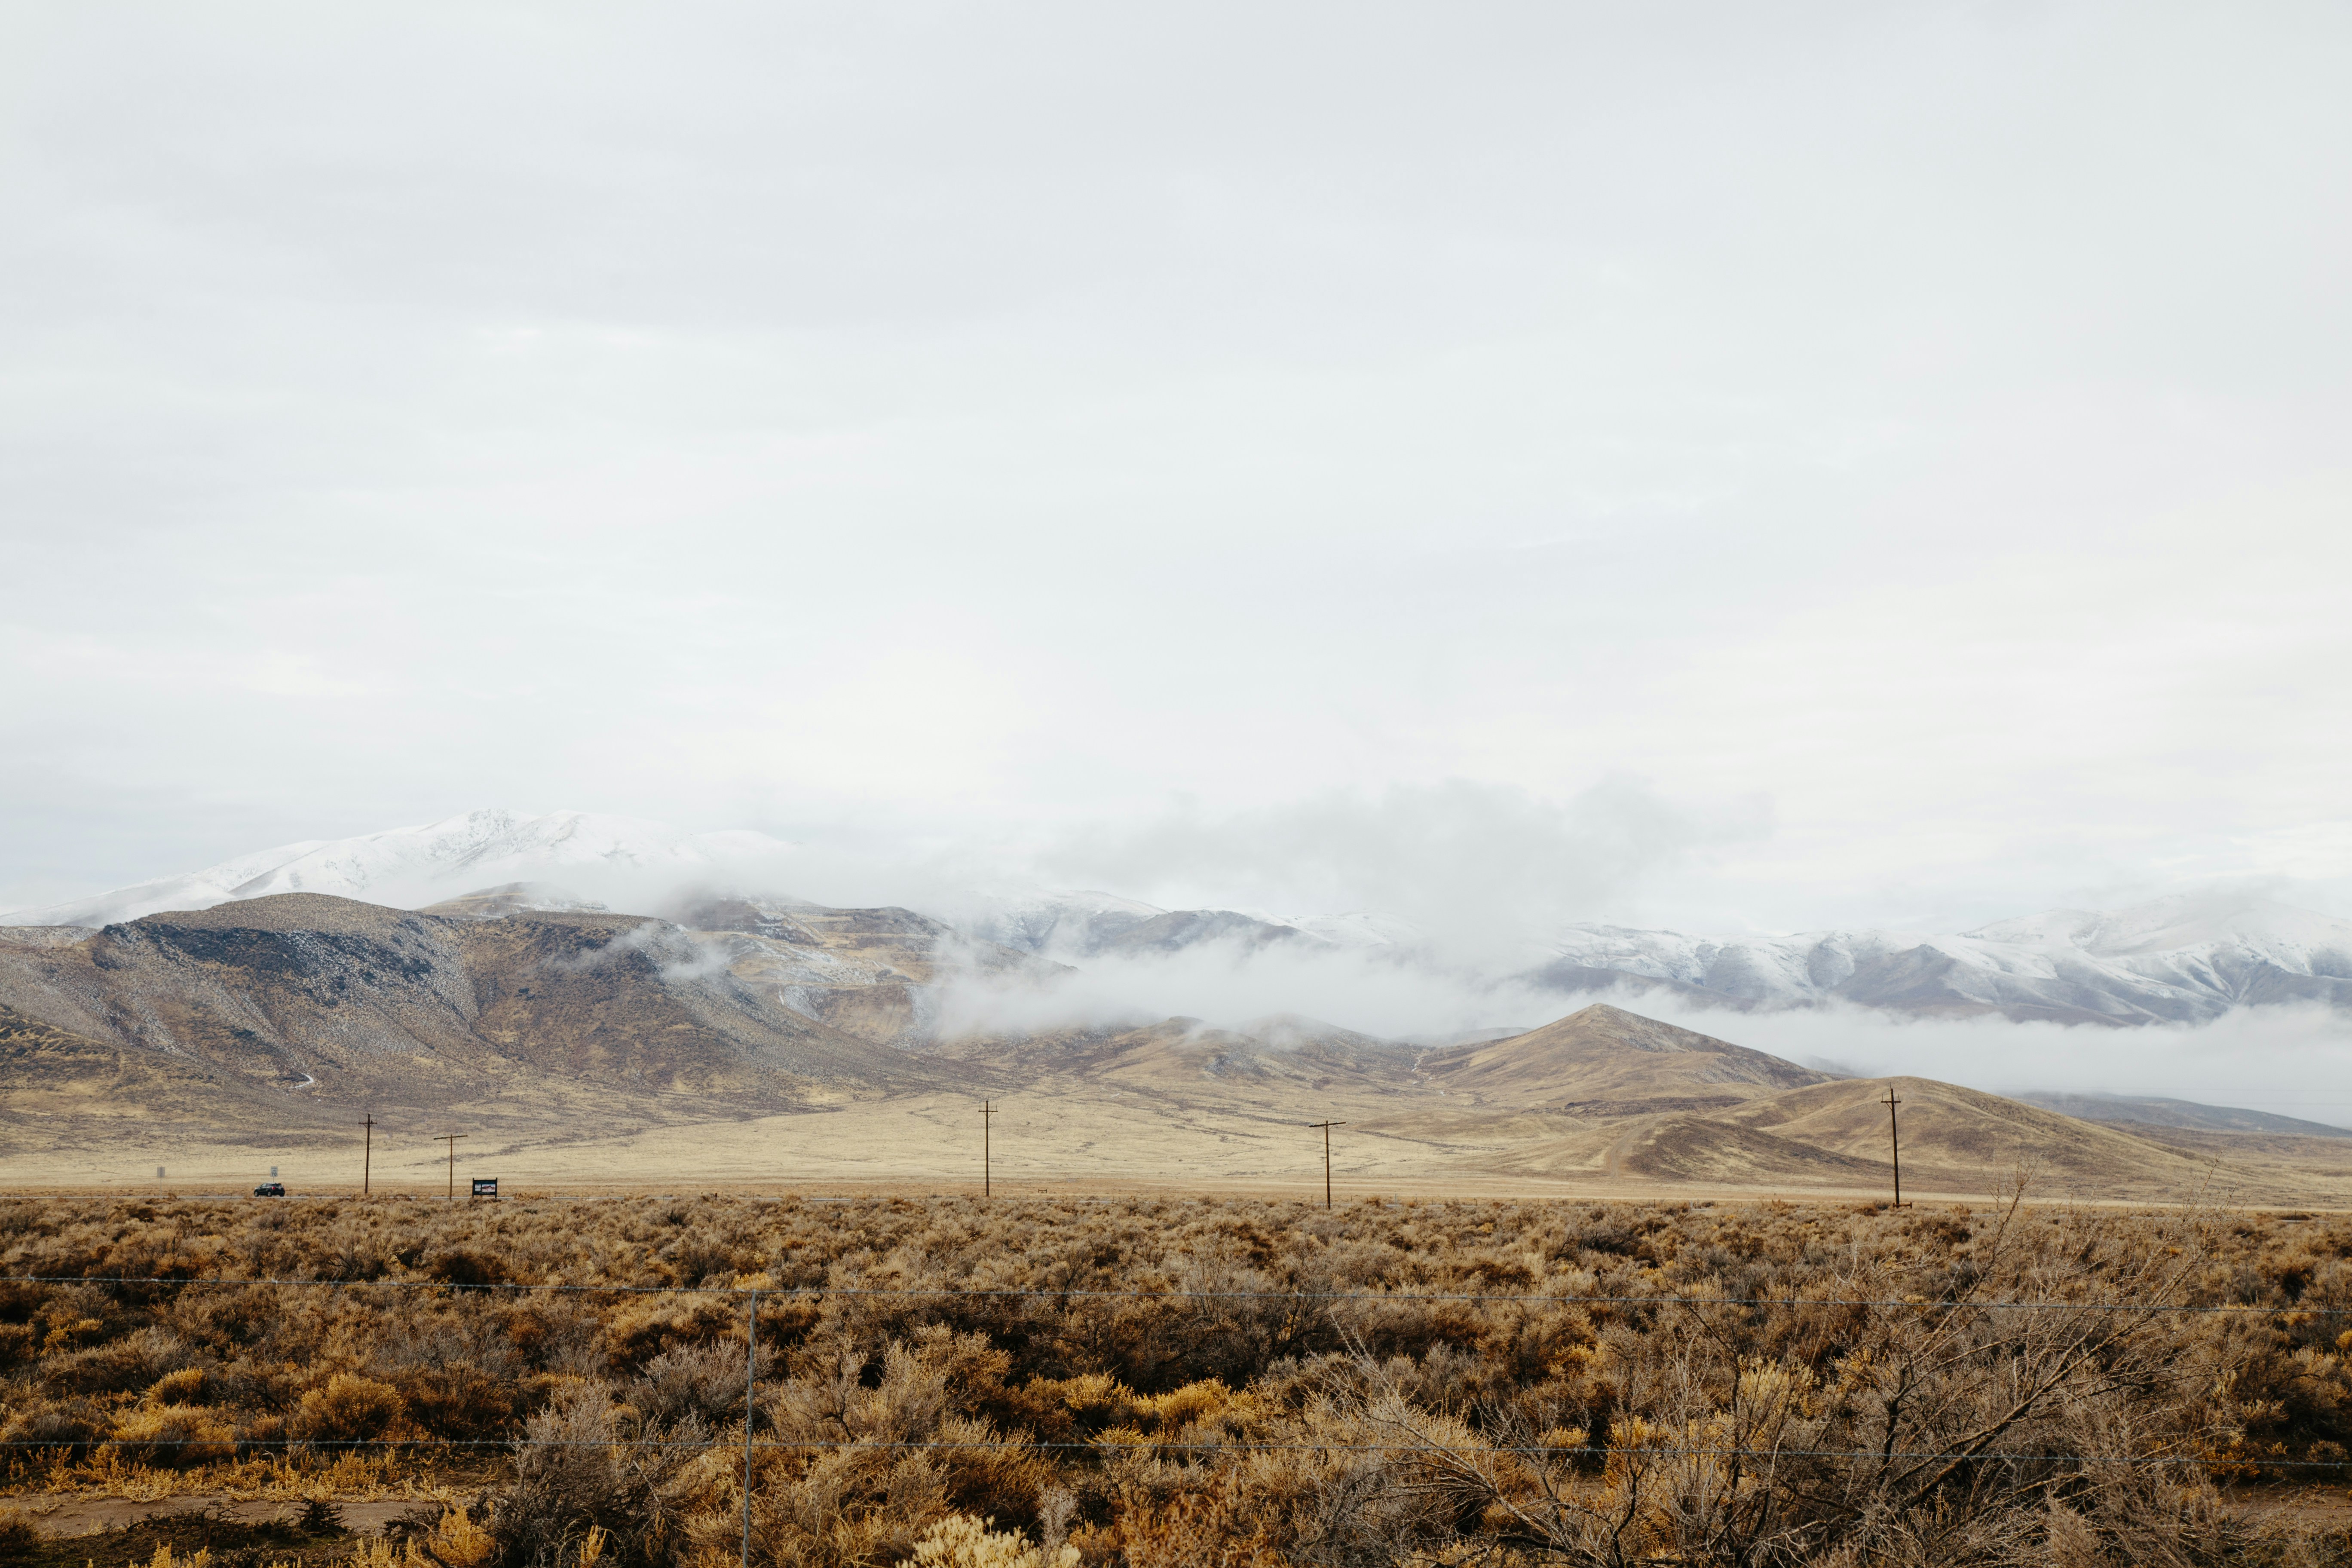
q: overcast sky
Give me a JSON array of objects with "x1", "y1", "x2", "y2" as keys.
[{"x1": 4, "y1": 3, "x2": 2349, "y2": 933}]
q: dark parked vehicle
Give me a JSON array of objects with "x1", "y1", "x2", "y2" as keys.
[{"x1": 253, "y1": 1182, "x2": 286, "y2": 1197}]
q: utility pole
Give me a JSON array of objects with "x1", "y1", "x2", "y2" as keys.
[
  {"x1": 361, "y1": 1115, "x2": 374, "y2": 1196},
  {"x1": 1309, "y1": 1120, "x2": 1346, "y2": 1210},
  {"x1": 435, "y1": 1133, "x2": 465, "y2": 1200},
  {"x1": 979, "y1": 1100, "x2": 996, "y2": 1197},
  {"x1": 1882, "y1": 1086, "x2": 1903, "y2": 1209}
]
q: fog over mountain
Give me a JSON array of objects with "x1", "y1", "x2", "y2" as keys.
[
  {"x1": 11, "y1": 809, "x2": 2349, "y2": 1037},
  {"x1": 1539, "y1": 899, "x2": 2352, "y2": 1026}
]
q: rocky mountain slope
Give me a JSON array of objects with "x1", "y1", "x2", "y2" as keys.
[
  {"x1": 0, "y1": 1003, "x2": 341, "y2": 1156},
  {"x1": 0, "y1": 892, "x2": 980, "y2": 1136}
]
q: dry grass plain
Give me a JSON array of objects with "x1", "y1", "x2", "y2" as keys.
[
  {"x1": 12, "y1": 1069, "x2": 2352, "y2": 1213},
  {"x1": 8, "y1": 1191, "x2": 2352, "y2": 1566}
]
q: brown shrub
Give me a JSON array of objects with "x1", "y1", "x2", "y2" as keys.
[
  {"x1": 390, "y1": 1364, "x2": 516, "y2": 1440},
  {"x1": 491, "y1": 1384, "x2": 691, "y2": 1568},
  {"x1": 294, "y1": 1372, "x2": 406, "y2": 1444},
  {"x1": 104, "y1": 1405, "x2": 236, "y2": 1467},
  {"x1": 425, "y1": 1505, "x2": 497, "y2": 1568},
  {"x1": 236, "y1": 1412, "x2": 289, "y2": 1454},
  {"x1": 13, "y1": 1191, "x2": 2352, "y2": 1562},
  {"x1": 147, "y1": 1366, "x2": 212, "y2": 1406},
  {"x1": 427, "y1": 1248, "x2": 507, "y2": 1289},
  {"x1": 0, "y1": 1507, "x2": 39, "y2": 1566},
  {"x1": 0, "y1": 1397, "x2": 106, "y2": 1454},
  {"x1": 602, "y1": 1296, "x2": 740, "y2": 1372}
]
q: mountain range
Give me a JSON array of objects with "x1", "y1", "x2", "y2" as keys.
[
  {"x1": 1538, "y1": 898, "x2": 2352, "y2": 1025},
  {"x1": 9, "y1": 808, "x2": 2352, "y2": 1028},
  {"x1": 5, "y1": 885, "x2": 2336, "y2": 1203},
  {"x1": 0, "y1": 892, "x2": 966, "y2": 1152}
]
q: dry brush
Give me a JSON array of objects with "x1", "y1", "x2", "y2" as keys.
[{"x1": 4, "y1": 1190, "x2": 2352, "y2": 1565}]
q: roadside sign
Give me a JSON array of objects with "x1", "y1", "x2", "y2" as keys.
[{"x1": 471, "y1": 1178, "x2": 499, "y2": 1199}]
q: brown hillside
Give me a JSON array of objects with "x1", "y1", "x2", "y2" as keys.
[
  {"x1": 0, "y1": 1003, "x2": 346, "y2": 1154},
  {"x1": 1611, "y1": 1115, "x2": 1892, "y2": 1185},
  {"x1": 940, "y1": 1014, "x2": 1410, "y2": 1096},
  {"x1": 0, "y1": 894, "x2": 955, "y2": 1135},
  {"x1": 1421, "y1": 1003, "x2": 1827, "y2": 1106},
  {"x1": 1093, "y1": 1015, "x2": 1406, "y2": 1092},
  {"x1": 1710, "y1": 1076, "x2": 2226, "y2": 1199}
]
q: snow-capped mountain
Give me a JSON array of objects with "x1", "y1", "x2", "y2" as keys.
[
  {"x1": 3, "y1": 809, "x2": 794, "y2": 927},
  {"x1": 959, "y1": 889, "x2": 1422, "y2": 958},
  {"x1": 1534, "y1": 894, "x2": 2352, "y2": 1024},
  {"x1": 1, "y1": 812, "x2": 1421, "y2": 959},
  {"x1": 15, "y1": 811, "x2": 2347, "y2": 1026},
  {"x1": 957, "y1": 888, "x2": 1169, "y2": 954}
]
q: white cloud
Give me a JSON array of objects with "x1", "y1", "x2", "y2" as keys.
[
  {"x1": 934, "y1": 936, "x2": 1548, "y2": 1044},
  {"x1": 2, "y1": 5, "x2": 2348, "y2": 934},
  {"x1": 1035, "y1": 778, "x2": 1763, "y2": 958}
]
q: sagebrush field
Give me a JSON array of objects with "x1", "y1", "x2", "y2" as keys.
[{"x1": 6, "y1": 1191, "x2": 2352, "y2": 1566}]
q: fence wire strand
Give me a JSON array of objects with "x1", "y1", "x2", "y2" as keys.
[
  {"x1": 0, "y1": 1437, "x2": 2338, "y2": 1465},
  {"x1": 1, "y1": 1273, "x2": 2338, "y2": 1315}
]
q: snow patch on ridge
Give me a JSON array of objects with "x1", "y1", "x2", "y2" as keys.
[
  {"x1": 3, "y1": 808, "x2": 794, "y2": 927},
  {"x1": 1543, "y1": 893, "x2": 2352, "y2": 1023}
]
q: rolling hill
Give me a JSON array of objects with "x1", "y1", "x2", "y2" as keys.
[
  {"x1": 1699, "y1": 1076, "x2": 2225, "y2": 1200},
  {"x1": 1418, "y1": 1004, "x2": 1828, "y2": 1110}
]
